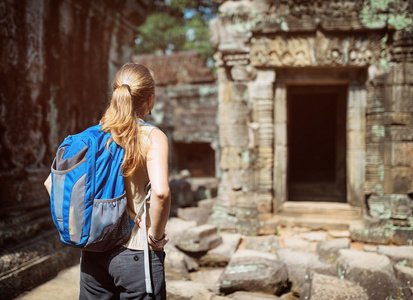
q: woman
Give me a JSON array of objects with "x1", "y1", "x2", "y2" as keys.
[{"x1": 44, "y1": 63, "x2": 170, "y2": 300}]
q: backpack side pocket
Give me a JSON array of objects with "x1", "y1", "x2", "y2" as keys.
[
  {"x1": 51, "y1": 145, "x2": 88, "y2": 246},
  {"x1": 85, "y1": 192, "x2": 130, "y2": 251}
]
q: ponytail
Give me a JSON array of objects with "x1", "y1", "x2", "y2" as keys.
[{"x1": 100, "y1": 63, "x2": 154, "y2": 177}]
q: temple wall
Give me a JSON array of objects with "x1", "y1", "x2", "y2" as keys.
[
  {"x1": 210, "y1": 0, "x2": 413, "y2": 239},
  {"x1": 0, "y1": 1, "x2": 147, "y2": 298},
  {"x1": 133, "y1": 51, "x2": 219, "y2": 177}
]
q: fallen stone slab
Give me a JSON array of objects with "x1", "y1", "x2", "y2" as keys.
[
  {"x1": 377, "y1": 245, "x2": 413, "y2": 264},
  {"x1": 190, "y1": 268, "x2": 225, "y2": 294},
  {"x1": 177, "y1": 206, "x2": 211, "y2": 226},
  {"x1": 316, "y1": 238, "x2": 350, "y2": 263},
  {"x1": 277, "y1": 248, "x2": 336, "y2": 296},
  {"x1": 200, "y1": 233, "x2": 241, "y2": 267},
  {"x1": 177, "y1": 224, "x2": 223, "y2": 252},
  {"x1": 282, "y1": 237, "x2": 313, "y2": 251},
  {"x1": 219, "y1": 249, "x2": 288, "y2": 295},
  {"x1": 243, "y1": 235, "x2": 280, "y2": 254},
  {"x1": 226, "y1": 290, "x2": 281, "y2": 299},
  {"x1": 394, "y1": 264, "x2": 413, "y2": 290},
  {"x1": 164, "y1": 244, "x2": 198, "y2": 281},
  {"x1": 309, "y1": 273, "x2": 369, "y2": 300},
  {"x1": 165, "y1": 217, "x2": 197, "y2": 247},
  {"x1": 166, "y1": 280, "x2": 215, "y2": 300},
  {"x1": 299, "y1": 231, "x2": 328, "y2": 242},
  {"x1": 337, "y1": 249, "x2": 398, "y2": 300}
]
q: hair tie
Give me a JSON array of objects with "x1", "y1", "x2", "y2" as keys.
[{"x1": 121, "y1": 84, "x2": 131, "y2": 94}]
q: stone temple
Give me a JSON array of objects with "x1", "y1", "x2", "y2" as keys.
[
  {"x1": 207, "y1": 0, "x2": 413, "y2": 242},
  {"x1": 0, "y1": 0, "x2": 412, "y2": 298}
]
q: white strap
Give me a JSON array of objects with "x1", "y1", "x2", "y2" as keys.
[{"x1": 141, "y1": 187, "x2": 153, "y2": 294}]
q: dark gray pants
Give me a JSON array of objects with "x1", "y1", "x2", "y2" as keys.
[{"x1": 79, "y1": 247, "x2": 166, "y2": 300}]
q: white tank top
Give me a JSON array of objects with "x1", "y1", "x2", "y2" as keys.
[{"x1": 123, "y1": 123, "x2": 156, "y2": 250}]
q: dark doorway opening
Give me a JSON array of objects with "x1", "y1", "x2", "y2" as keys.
[
  {"x1": 287, "y1": 85, "x2": 347, "y2": 202},
  {"x1": 172, "y1": 142, "x2": 215, "y2": 177}
]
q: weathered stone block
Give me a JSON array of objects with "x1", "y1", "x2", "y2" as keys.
[
  {"x1": 366, "y1": 142, "x2": 384, "y2": 165},
  {"x1": 258, "y1": 218, "x2": 277, "y2": 236},
  {"x1": 385, "y1": 124, "x2": 413, "y2": 142},
  {"x1": 219, "y1": 124, "x2": 249, "y2": 147},
  {"x1": 256, "y1": 192, "x2": 272, "y2": 213},
  {"x1": 177, "y1": 206, "x2": 211, "y2": 226},
  {"x1": 177, "y1": 224, "x2": 223, "y2": 253},
  {"x1": 384, "y1": 142, "x2": 413, "y2": 167},
  {"x1": 167, "y1": 280, "x2": 214, "y2": 300},
  {"x1": 367, "y1": 194, "x2": 391, "y2": 219},
  {"x1": 388, "y1": 63, "x2": 413, "y2": 85},
  {"x1": 217, "y1": 73, "x2": 233, "y2": 96},
  {"x1": 377, "y1": 245, "x2": 413, "y2": 263},
  {"x1": 164, "y1": 244, "x2": 197, "y2": 280},
  {"x1": 277, "y1": 248, "x2": 336, "y2": 295},
  {"x1": 200, "y1": 233, "x2": 241, "y2": 267},
  {"x1": 189, "y1": 268, "x2": 225, "y2": 295},
  {"x1": 388, "y1": 194, "x2": 412, "y2": 220},
  {"x1": 309, "y1": 273, "x2": 369, "y2": 300},
  {"x1": 394, "y1": 264, "x2": 413, "y2": 290},
  {"x1": 367, "y1": 84, "x2": 385, "y2": 113},
  {"x1": 220, "y1": 147, "x2": 243, "y2": 170},
  {"x1": 219, "y1": 101, "x2": 249, "y2": 125},
  {"x1": 230, "y1": 65, "x2": 256, "y2": 82},
  {"x1": 165, "y1": 218, "x2": 197, "y2": 247},
  {"x1": 365, "y1": 164, "x2": 385, "y2": 194},
  {"x1": 384, "y1": 167, "x2": 413, "y2": 194},
  {"x1": 250, "y1": 83, "x2": 274, "y2": 100},
  {"x1": 243, "y1": 235, "x2": 280, "y2": 254},
  {"x1": 350, "y1": 227, "x2": 391, "y2": 244},
  {"x1": 337, "y1": 249, "x2": 398, "y2": 300},
  {"x1": 317, "y1": 238, "x2": 351, "y2": 263},
  {"x1": 392, "y1": 227, "x2": 413, "y2": 245},
  {"x1": 219, "y1": 249, "x2": 289, "y2": 295},
  {"x1": 366, "y1": 123, "x2": 385, "y2": 143},
  {"x1": 231, "y1": 83, "x2": 248, "y2": 102},
  {"x1": 385, "y1": 84, "x2": 413, "y2": 112}
]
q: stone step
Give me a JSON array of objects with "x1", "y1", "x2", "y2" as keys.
[
  {"x1": 280, "y1": 202, "x2": 363, "y2": 219},
  {"x1": 273, "y1": 215, "x2": 364, "y2": 231}
]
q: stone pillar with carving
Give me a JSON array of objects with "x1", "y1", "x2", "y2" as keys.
[{"x1": 209, "y1": 0, "x2": 269, "y2": 235}]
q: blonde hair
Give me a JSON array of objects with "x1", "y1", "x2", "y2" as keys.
[{"x1": 101, "y1": 63, "x2": 155, "y2": 177}]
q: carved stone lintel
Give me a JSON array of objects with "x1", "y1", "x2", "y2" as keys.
[{"x1": 251, "y1": 31, "x2": 386, "y2": 67}]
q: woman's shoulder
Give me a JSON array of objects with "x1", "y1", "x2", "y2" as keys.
[
  {"x1": 140, "y1": 122, "x2": 158, "y2": 134},
  {"x1": 141, "y1": 123, "x2": 167, "y2": 142}
]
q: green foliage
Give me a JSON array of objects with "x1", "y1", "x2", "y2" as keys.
[{"x1": 135, "y1": 0, "x2": 219, "y2": 62}]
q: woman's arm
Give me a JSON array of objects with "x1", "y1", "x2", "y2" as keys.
[
  {"x1": 146, "y1": 128, "x2": 171, "y2": 249},
  {"x1": 44, "y1": 173, "x2": 52, "y2": 196}
]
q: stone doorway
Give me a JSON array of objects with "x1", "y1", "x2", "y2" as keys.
[
  {"x1": 172, "y1": 142, "x2": 215, "y2": 177},
  {"x1": 273, "y1": 68, "x2": 367, "y2": 216},
  {"x1": 287, "y1": 85, "x2": 347, "y2": 202}
]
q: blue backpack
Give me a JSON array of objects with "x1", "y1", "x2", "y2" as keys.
[
  {"x1": 50, "y1": 124, "x2": 134, "y2": 251},
  {"x1": 51, "y1": 124, "x2": 154, "y2": 293}
]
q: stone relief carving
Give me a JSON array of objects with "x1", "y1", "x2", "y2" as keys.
[
  {"x1": 252, "y1": 0, "x2": 366, "y2": 33},
  {"x1": 210, "y1": 0, "x2": 252, "y2": 53},
  {"x1": 251, "y1": 36, "x2": 312, "y2": 66},
  {"x1": 251, "y1": 31, "x2": 385, "y2": 67}
]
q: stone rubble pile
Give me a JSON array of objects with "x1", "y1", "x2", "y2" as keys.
[{"x1": 165, "y1": 202, "x2": 413, "y2": 300}]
